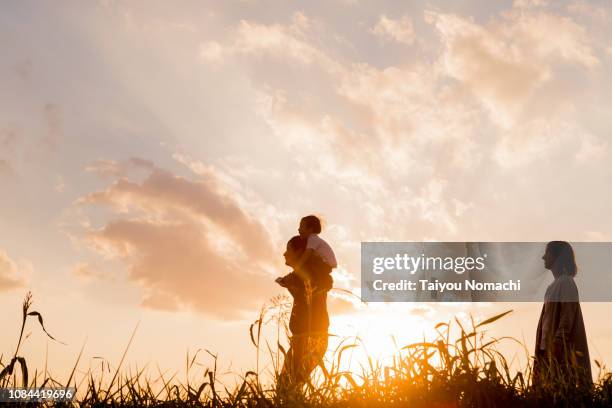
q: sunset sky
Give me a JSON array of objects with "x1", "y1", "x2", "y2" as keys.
[{"x1": 1, "y1": 0, "x2": 612, "y2": 382}]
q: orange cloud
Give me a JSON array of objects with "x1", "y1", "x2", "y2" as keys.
[
  {"x1": 0, "y1": 250, "x2": 27, "y2": 291},
  {"x1": 72, "y1": 262, "x2": 113, "y2": 282},
  {"x1": 77, "y1": 159, "x2": 278, "y2": 318},
  {"x1": 200, "y1": 12, "x2": 342, "y2": 74},
  {"x1": 427, "y1": 7, "x2": 598, "y2": 126},
  {"x1": 370, "y1": 15, "x2": 415, "y2": 45}
]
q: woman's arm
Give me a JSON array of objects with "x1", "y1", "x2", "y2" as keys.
[
  {"x1": 552, "y1": 278, "x2": 580, "y2": 354},
  {"x1": 555, "y1": 302, "x2": 578, "y2": 342}
]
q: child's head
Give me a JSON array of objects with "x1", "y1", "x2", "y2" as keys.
[{"x1": 299, "y1": 215, "x2": 322, "y2": 237}]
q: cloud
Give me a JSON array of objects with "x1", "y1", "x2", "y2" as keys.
[
  {"x1": 199, "y1": 12, "x2": 342, "y2": 74},
  {"x1": 370, "y1": 15, "x2": 415, "y2": 45},
  {"x1": 575, "y1": 133, "x2": 608, "y2": 162},
  {"x1": 233, "y1": 19, "x2": 332, "y2": 67},
  {"x1": 566, "y1": 1, "x2": 608, "y2": 22},
  {"x1": 72, "y1": 262, "x2": 113, "y2": 281},
  {"x1": 509, "y1": 12, "x2": 599, "y2": 68},
  {"x1": 151, "y1": 5, "x2": 606, "y2": 198},
  {"x1": 77, "y1": 158, "x2": 279, "y2": 318},
  {"x1": 234, "y1": 7, "x2": 609, "y2": 247},
  {"x1": 494, "y1": 118, "x2": 565, "y2": 167},
  {"x1": 85, "y1": 158, "x2": 154, "y2": 179},
  {"x1": 0, "y1": 250, "x2": 27, "y2": 291},
  {"x1": 141, "y1": 289, "x2": 181, "y2": 312},
  {"x1": 235, "y1": 19, "x2": 485, "y2": 243},
  {"x1": 427, "y1": 11, "x2": 548, "y2": 126},
  {"x1": 427, "y1": 7, "x2": 598, "y2": 126},
  {"x1": 327, "y1": 292, "x2": 358, "y2": 315},
  {"x1": 85, "y1": 218, "x2": 274, "y2": 317},
  {"x1": 83, "y1": 164, "x2": 274, "y2": 261},
  {"x1": 200, "y1": 41, "x2": 224, "y2": 63},
  {"x1": 513, "y1": 0, "x2": 549, "y2": 8}
]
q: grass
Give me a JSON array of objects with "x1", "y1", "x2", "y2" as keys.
[{"x1": 2, "y1": 291, "x2": 612, "y2": 407}]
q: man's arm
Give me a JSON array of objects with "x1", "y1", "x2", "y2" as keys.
[
  {"x1": 275, "y1": 276, "x2": 289, "y2": 288},
  {"x1": 275, "y1": 272, "x2": 299, "y2": 287}
]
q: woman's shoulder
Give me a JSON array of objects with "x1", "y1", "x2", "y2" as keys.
[
  {"x1": 547, "y1": 274, "x2": 576, "y2": 287},
  {"x1": 556, "y1": 274, "x2": 577, "y2": 287},
  {"x1": 546, "y1": 275, "x2": 578, "y2": 301}
]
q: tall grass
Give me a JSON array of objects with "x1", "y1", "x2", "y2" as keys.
[{"x1": 2, "y1": 292, "x2": 612, "y2": 407}]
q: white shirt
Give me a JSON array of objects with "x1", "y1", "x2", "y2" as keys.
[{"x1": 306, "y1": 234, "x2": 337, "y2": 268}]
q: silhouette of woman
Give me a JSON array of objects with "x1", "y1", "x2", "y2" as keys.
[
  {"x1": 533, "y1": 241, "x2": 591, "y2": 387},
  {"x1": 276, "y1": 235, "x2": 332, "y2": 388}
]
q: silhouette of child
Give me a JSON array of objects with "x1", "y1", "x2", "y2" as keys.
[
  {"x1": 295, "y1": 214, "x2": 336, "y2": 276},
  {"x1": 275, "y1": 215, "x2": 335, "y2": 300}
]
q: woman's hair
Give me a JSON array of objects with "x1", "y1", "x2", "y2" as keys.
[
  {"x1": 301, "y1": 215, "x2": 322, "y2": 234},
  {"x1": 546, "y1": 241, "x2": 578, "y2": 277},
  {"x1": 287, "y1": 235, "x2": 307, "y2": 254}
]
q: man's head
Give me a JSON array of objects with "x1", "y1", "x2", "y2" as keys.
[
  {"x1": 299, "y1": 215, "x2": 322, "y2": 238},
  {"x1": 284, "y1": 235, "x2": 306, "y2": 267}
]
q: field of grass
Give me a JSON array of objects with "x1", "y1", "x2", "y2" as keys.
[{"x1": 2, "y1": 291, "x2": 612, "y2": 407}]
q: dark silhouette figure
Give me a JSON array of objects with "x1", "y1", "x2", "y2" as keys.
[
  {"x1": 275, "y1": 235, "x2": 332, "y2": 388},
  {"x1": 533, "y1": 241, "x2": 592, "y2": 388}
]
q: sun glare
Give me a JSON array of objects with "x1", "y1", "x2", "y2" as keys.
[{"x1": 328, "y1": 307, "x2": 436, "y2": 375}]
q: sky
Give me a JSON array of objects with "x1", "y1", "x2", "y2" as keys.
[{"x1": 1, "y1": 0, "x2": 612, "y2": 385}]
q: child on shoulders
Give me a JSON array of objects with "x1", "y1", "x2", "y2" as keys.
[{"x1": 276, "y1": 215, "x2": 336, "y2": 293}]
